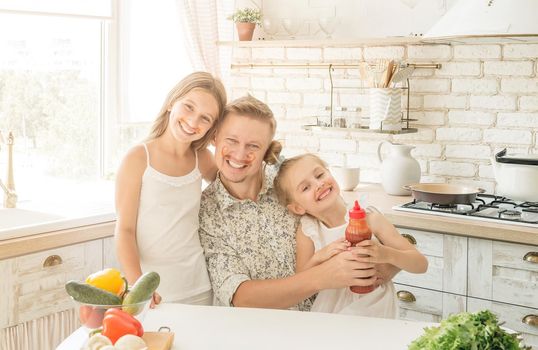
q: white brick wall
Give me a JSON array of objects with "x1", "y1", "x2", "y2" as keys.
[
  {"x1": 453, "y1": 45, "x2": 501, "y2": 59},
  {"x1": 436, "y1": 127, "x2": 482, "y2": 142},
  {"x1": 430, "y1": 161, "x2": 475, "y2": 177},
  {"x1": 436, "y1": 62, "x2": 481, "y2": 76},
  {"x1": 452, "y1": 79, "x2": 498, "y2": 94},
  {"x1": 230, "y1": 42, "x2": 538, "y2": 190},
  {"x1": 447, "y1": 111, "x2": 495, "y2": 126},
  {"x1": 483, "y1": 61, "x2": 534, "y2": 76}
]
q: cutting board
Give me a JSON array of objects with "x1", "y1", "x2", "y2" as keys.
[{"x1": 142, "y1": 332, "x2": 175, "y2": 350}]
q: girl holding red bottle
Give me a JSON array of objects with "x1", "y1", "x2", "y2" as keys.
[{"x1": 274, "y1": 154, "x2": 428, "y2": 318}]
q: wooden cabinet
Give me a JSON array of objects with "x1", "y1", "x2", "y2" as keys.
[
  {"x1": 395, "y1": 228, "x2": 538, "y2": 348},
  {"x1": 0, "y1": 240, "x2": 102, "y2": 329},
  {"x1": 393, "y1": 228, "x2": 467, "y2": 321},
  {"x1": 467, "y1": 297, "x2": 538, "y2": 348},
  {"x1": 468, "y1": 238, "x2": 538, "y2": 348},
  {"x1": 395, "y1": 284, "x2": 466, "y2": 323},
  {"x1": 0, "y1": 232, "x2": 118, "y2": 350}
]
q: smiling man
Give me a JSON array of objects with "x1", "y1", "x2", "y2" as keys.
[{"x1": 199, "y1": 95, "x2": 397, "y2": 311}]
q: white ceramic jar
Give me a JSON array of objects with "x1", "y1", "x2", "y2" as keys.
[{"x1": 377, "y1": 141, "x2": 421, "y2": 195}]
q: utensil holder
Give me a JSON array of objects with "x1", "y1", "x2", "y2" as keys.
[{"x1": 368, "y1": 88, "x2": 402, "y2": 131}]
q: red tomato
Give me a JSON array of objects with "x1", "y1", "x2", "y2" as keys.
[{"x1": 79, "y1": 306, "x2": 105, "y2": 329}]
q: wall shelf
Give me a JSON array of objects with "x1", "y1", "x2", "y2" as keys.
[
  {"x1": 218, "y1": 35, "x2": 538, "y2": 48},
  {"x1": 302, "y1": 125, "x2": 418, "y2": 135},
  {"x1": 218, "y1": 36, "x2": 426, "y2": 48}
]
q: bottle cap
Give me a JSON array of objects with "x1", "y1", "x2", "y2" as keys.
[{"x1": 349, "y1": 200, "x2": 366, "y2": 219}]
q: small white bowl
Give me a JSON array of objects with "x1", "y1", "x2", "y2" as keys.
[{"x1": 330, "y1": 166, "x2": 360, "y2": 191}]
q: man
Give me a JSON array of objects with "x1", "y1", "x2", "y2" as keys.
[{"x1": 199, "y1": 95, "x2": 398, "y2": 310}]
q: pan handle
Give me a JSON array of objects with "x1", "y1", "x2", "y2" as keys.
[{"x1": 402, "y1": 184, "x2": 413, "y2": 191}]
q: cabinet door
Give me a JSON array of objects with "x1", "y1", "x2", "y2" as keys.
[
  {"x1": 103, "y1": 236, "x2": 120, "y2": 270},
  {"x1": 468, "y1": 238, "x2": 538, "y2": 309},
  {"x1": 395, "y1": 284, "x2": 466, "y2": 323},
  {"x1": 0, "y1": 240, "x2": 102, "y2": 328},
  {"x1": 467, "y1": 297, "x2": 538, "y2": 349},
  {"x1": 394, "y1": 228, "x2": 467, "y2": 295}
]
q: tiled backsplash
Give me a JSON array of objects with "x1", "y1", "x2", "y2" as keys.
[{"x1": 228, "y1": 42, "x2": 538, "y2": 192}]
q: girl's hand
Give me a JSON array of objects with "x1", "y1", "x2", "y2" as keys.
[
  {"x1": 314, "y1": 237, "x2": 350, "y2": 263},
  {"x1": 351, "y1": 239, "x2": 392, "y2": 265},
  {"x1": 150, "y1": 291, "x2": 162, "y2": 308}
]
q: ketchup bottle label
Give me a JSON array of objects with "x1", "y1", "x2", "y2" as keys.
[{"x1": 345, "y1": 200, "x2": 375, "y2": 294}]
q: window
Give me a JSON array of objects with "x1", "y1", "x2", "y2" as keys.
[
  {"x1": 0, "y1": 0, "x2": 193, "y2": 204},
  {"x1": 0, "y1": 7, "x2": 111, "y2": 202}
]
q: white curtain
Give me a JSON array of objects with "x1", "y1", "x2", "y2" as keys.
[
  {"x1": 0, "y1": 308, "x2": 77, "y2": 350},
  {"x1": 176, "y1": 0, "x2": 233, "y2": 79}
]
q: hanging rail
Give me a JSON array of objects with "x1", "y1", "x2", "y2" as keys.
[{"x1": 231, "y1": 62, "x2": 442, "y2": 69}]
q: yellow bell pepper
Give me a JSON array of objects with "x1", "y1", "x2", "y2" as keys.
[{"x1": 86, "y1": 268, "x2": 126, "y2": 296}]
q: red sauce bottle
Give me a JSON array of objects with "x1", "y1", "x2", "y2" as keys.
[{"x1": 345, "y1": 200, "x2": 375, "y2": 294}]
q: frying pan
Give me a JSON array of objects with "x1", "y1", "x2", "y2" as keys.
[{"x1": 403, "y1": 183, "x2": 485, "y2": 205}]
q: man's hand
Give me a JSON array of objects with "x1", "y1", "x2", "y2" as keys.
[{"x1": 315, "y1": 250, "x2": 377, "y2": 290}]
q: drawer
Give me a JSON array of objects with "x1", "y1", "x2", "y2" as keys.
[
  {"x1": 395, "y1": 284, "x2": 466, "y2": 323},
  {"x1": 467, "y1": 297, "x2": 538, "y2": 349},
  {"x1": 0, "y1": 240, "x2": 102, "y2": 327},
  {"x1": 394, "y1": 229, "x2": 467, "y2": 295},
  {"x1": 468, "y1": 238, "x2": 538, "y2": 309}
]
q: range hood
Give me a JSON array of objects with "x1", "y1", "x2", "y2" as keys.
[{"x1": 424, "y1": 0, "x2": 538, "y2": 43}]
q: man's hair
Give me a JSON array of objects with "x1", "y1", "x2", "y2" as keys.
[{"x1": 221, "y1": 95, "x2": 281, "y2": 165}]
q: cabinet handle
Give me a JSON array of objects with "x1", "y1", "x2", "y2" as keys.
[
  {"x1": 402, "y1": 233, "x2": 417, "y2": 245},
  {"x1": 397, "y1": 290, "x2": 416, "y2": 302},
  {"x1": 523, "y1": 252, "x2": 538, "y2": 264},
  {"x1": 43, "y1": 255, "x2": 63, "y2": 267},
  {"x1": 522, "y1": 315, "x2": 538, "y2": 327}
]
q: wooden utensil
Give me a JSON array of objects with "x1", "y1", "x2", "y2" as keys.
[
  {"x1": 142, "y1": 331, "x2": 175, "y2": 350},
  {"x1": 389, "y1": 66, "x2": 414, "y2": 86},
  {"x1": 359, "y1": 62, "x2": 373, "y2": 87},
  {"x1": 382, "y1": 60, "x2": 395, "y2": 88}
]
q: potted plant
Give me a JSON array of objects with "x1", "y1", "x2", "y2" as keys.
[{"x1": 228, "y1": 7, "x2": 262, "y2": 41}]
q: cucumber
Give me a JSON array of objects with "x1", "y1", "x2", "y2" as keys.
[
  {"x1": 123, "y1": 271, "x2": 160, "y2": 305},
  {"x1": 65, "y1": 280, "x2": 122, "y2": 305}
]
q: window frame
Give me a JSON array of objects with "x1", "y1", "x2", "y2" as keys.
[{"x1": 0, "y1": 0, "x2": 119, "y2": 178}]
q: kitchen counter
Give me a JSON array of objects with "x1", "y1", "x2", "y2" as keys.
[
  {"x1": 342, "y1": 184, "x2": 538, "y2": 246},
  {"x1": 57, "y1": 303, "x2": 435, "y2": 350},
  {"x1": 1, "y1": 183, "x2": 536, "y2": 260},
  {"x1": 0, "y1": 199, "x2": 115, "y2": 260}
]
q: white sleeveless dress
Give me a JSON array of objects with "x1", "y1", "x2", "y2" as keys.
[
  {"x1": 301, "y1": 215, "x2": 398, "y2": 318},
  {"x1": 135, "y1": 144, "x2": 211, "y2": 303}
]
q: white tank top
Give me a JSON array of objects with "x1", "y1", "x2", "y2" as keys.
[{"x1": 136, "y1": 144, "x2": 211, "y2": 302}]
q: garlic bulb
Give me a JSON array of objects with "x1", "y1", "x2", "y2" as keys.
[{"x1": 114, "y1": 334, "x2": 148, "y2": 350}]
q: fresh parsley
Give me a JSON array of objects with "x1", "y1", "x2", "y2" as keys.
[{"x1": 408, "y1": 310, "x2": 527, "y2": 350}]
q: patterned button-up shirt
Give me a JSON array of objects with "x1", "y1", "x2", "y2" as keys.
[{"x1": 199, "y1": 167, "x2": 313, "y2": 311}]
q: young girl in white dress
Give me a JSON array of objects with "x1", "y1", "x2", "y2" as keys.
[
  {"x1": 274, "y1": 154, "x2": 428, "y2": 318},
  {"x1": 115, "y1": 72, "x2": 226, "y2": 306}
]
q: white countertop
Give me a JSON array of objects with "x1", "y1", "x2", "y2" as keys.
[
  {"x1": 0, "y1": 199, "x2": 115, "y2": 241},
  {"x1": 57, "y1": 303, "x2": 434, "y2": 350}
]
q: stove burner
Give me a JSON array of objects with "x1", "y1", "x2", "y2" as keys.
[
  {"x1": 432, "y1": 204, "x2": 457, "y2": 209},
  {"x1": 398, "y1": 192, "x2": 538, "y2": 227},
  {"x1": 499, "y1": 209, "x2": 522, "y2": 219}
]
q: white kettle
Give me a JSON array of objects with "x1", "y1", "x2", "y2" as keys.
[
  {"x1": 377, "y1": 141, "x2": 421, "y2": 196},
  {"x1": 491, "y1": 149, "x2": 538, "y2": 202}
]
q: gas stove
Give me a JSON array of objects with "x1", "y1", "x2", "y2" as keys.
[{"x1": 393, "y1": 193, "x2": 538, "y2": 228}]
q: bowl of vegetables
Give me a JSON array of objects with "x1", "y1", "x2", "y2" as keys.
[
  {"x1": 66, "y1": 269, "x2": 160, "y2": 330},
  {"x1": 72, "y1": 298, "x2": 151, "y2": 330}
]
